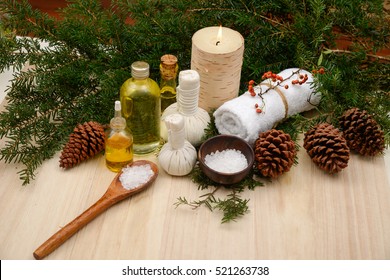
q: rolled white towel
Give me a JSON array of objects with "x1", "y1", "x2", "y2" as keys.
[{"x1": 213, "y1": 68, "x2": 321, "y2": 145}]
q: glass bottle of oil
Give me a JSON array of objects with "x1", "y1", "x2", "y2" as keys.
[
  {"x1": 105, "y1": 101, "x2": 133, "y2": 172},
  {"x1": 159, "y1": 54, "x2": 178, "y2": 112},
  {"x1": 120, "y1": 61, "x2": 161, "y2": 154}
]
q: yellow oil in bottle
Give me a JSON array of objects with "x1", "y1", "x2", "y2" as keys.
[
  {"x1": 105, "y1": 101, "x2": 133, "y2": 172},
  {"x1": 105, "y1": 132, "x2": 133, "y2": 172},
  {"x1": 120, "y1": 61, "x2": 161, "y2": 154},
  {"x1": 159, "y1": 54, "x2": 178, "y2": 112},
  {"x1": 161, "y1": 86, "x2": 177, "y2": 112}
]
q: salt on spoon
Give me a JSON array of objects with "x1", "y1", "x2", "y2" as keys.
[
  {"x1": 120, "y1": 164, "x2": 155, "y2": 190},
  {"x1": 33, "y1": 160, "x2": 158, "y2": 260}
]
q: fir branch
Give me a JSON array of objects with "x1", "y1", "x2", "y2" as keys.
[
  {"x1": 0, "y1": 0, "x2": 389, "y2": 186},
  {"x1": 175, "y1": 187, "x2": 220, "y2": 211},
  {"x1": 175, "y1": 164, "x2": 263, "y2": 223},
  {"x1": 324, "y1": 48, "x2": 390, "y2": 62},
  {"x1": 201, "y1": 111, "x2": 219, "y2": 142},
  {"x1": 215, "y1": 191, "x2": 250, "y2": 223}
]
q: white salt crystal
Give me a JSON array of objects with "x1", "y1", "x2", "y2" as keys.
[
  {"x1": 119, "y1": 164, "x2": 154, "y2": 190},
  {"x1": 204, "y1": 149, "x2": 248, "y2": 173}
]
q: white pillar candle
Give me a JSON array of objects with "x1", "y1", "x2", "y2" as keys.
[{"x1": 191, "y1": 26, "x2": 244, "y2": 112}]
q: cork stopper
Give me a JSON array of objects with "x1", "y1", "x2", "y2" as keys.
[
  {"x1": 161, "y1": 54, "x2": 178, "y2": 66},
  {"x1": 160, "y1": 54, "x2": 178, "y2": 80},
  {"x1": 131, "y1": 61, "x2": 150, "y2": 79}
]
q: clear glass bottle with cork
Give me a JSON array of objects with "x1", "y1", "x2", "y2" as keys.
[
  {"x1": 159, "y1": 54, "x2": 178, "y2": 112},
  {"x1": 105, "y1": 101, "x2": 133, "y2": 172},
  {"x1": 120, "y1": 61, "x2": 161, "y2": 154}
]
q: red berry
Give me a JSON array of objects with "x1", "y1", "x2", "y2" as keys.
[
  {"x1": 256, "y1": 108, "x2": 262, "y2": 113},
  {"x1": 284, "y1": 85, "x2": 289, "y2": 89},
  {"x1": 255, "y1": 103, "x2": 259, "y2": 108}
]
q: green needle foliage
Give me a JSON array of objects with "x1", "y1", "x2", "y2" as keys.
[
  {"x1": 0, "y1": 0, "x2": 389, "y2": 185},
  {"x1": 175, "y1": 165, "x2": 263, "y2": 223}
]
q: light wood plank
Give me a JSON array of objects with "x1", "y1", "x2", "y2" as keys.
[{"x1": 0, "y1": 97, "x2": 389, "y2": 259}]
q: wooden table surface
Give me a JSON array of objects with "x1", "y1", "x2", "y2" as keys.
[{"x1": 0, "y1": 93, "x2": 390, "y2": 260}]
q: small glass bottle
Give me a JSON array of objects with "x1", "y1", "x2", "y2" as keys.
[
  {"x1": 120, "y1": 61, "x2": 161, "y2": 154},
  {"x1": 105, "y1": 101, "x2": 133, "y2": 172},
  {"x1": 159, "y1": 54, "x2": 178, "y2": 112}
]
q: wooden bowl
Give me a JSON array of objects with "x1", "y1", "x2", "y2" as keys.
[{"x1": 198, "y1": 134, "x2": 254, "y2": 185}]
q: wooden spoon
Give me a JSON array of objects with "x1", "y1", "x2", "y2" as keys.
[{"x1": 33, "y1": 160, "x2": 158, "y2": 260}]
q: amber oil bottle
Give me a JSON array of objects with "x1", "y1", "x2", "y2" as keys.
[
  {"x1": 160, "y1": 54, "x2": 178, "y2": 112},
  {"x1": 105, "y1": 101, "x2": 133, "y2": 172}
]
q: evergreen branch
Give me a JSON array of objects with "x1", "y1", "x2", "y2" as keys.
[
  {"x1": 324, "y1": 48, "x2": 390, "y2": 62},
  {"x1": 1, "y1": 0, "x2": 389, "y2": 187},
  {"x1": 176, "y1": 164, "x2": 263, "y2": 223},
  {"x1": 215, "y1": 191, "x2": 250, "y2": 223},
  {"x1": 174, "y1": 186, "x2": 220, "y2": 211},
  {"x1": 174, "y1": 187, "x2": 251, "y2": 223},
  {"x1": 188, "y1": 8, "x2": 236, "y2": 12},
  {"x1": 3, "y1": 86, "x2": 100, "y2": 133}
]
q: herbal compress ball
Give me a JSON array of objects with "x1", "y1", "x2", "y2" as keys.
[
  {"x1": 303, "y1": 123, "x2": 349, "y2": 174},
  {"x1": 254, "y1": 129, "x2": 296, "y2": 178},
  {"x1": 339, "y1": 108, "x2": 385, "y2": 156}
]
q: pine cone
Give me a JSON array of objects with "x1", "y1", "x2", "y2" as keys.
[
  {"x1": 303, "y1": 123, "x2": 349, "y2": 174},
  {"x1": 254, "y1": 129, "x2": 296, "y2": 178},
  {"x1": 339, "y1": 108, "x2": 385, "y2": 156},
  {"x1": 59, "y1": 121, "x2": 105, "y2": 168}
]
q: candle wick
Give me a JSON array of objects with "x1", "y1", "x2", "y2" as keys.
[{"x1": 216, "y1": 41, "x2": 221, "y2": 46}]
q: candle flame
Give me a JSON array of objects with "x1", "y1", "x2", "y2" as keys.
[
  {"x1": 217, "y1": 25, "x2": 223, "y2": 40},
  {"x1": 216, "y1": 25, "x2": 223, "y2": 46}
]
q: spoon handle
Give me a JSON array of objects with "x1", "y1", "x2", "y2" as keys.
[{"x1": 33, "y1": 193, "x2": 116, "y2": 260}]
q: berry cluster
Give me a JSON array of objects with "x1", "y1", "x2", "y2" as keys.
[
  {"x1": 312, "y1": 67, "x2": 325, "y2": 75},
  {"x1": 248, "y1": 68, "x2": 325, "y2": 114},
  {"x1": 248, "y1": 80, "x2": 256, "y2": 96},
  {"x1": 261, "y1": 71, "x2": 284, "y2": 82},
  {"x1": 291, "y1": 73, "x2": 309, "y2": 85},
  {"x1": 254, "y1": 103, "x2": 263, "y2": 113}
]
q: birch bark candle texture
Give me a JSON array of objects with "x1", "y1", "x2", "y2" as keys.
[{"x1": 191, "y1": 26, "x2": 244, "y2": 112}]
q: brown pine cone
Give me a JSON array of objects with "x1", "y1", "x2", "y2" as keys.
[
  {"x1": 339, "y1": 108, "x2": 385, "y2": 156},
  {"x1": 254, "y1": 129, "x2": 296, "y2": 178},
  {"x1": 303, "y1": 123, "x2": 349, "y2": 174},
  {"x1": 59, "y1": 121, "x2": 105, "y2": 168}
]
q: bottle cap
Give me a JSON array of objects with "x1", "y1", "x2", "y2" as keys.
[
  {"x1": 131, "y1": 61, "x2": 150, "y2": 79},
  {"x1": 115, "y1": 100, "x2": 121, "y2": 111},
  {"x1": 111, "y1": 100, "x2": 126, "y2": 129}
]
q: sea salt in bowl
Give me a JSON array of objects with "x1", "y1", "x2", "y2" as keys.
[{"x1": 198, "y1": 135, "x2": 254, "y2": 185}]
